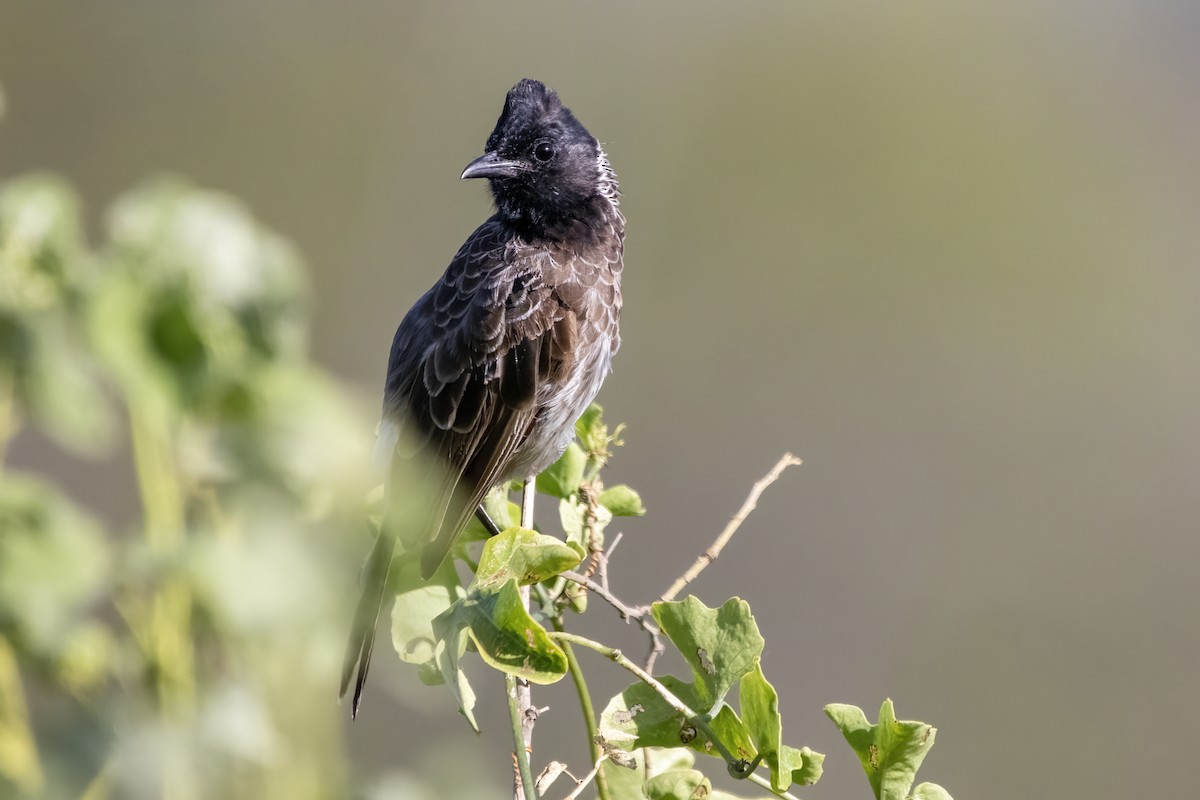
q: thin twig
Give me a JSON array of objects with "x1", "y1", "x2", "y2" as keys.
[
  {"x1": 553, "y1": 619, "x2": 612, "y2": 800},
  {"x1": 561, "y1": 754, "x2": 610, "y2": 800},
  {"x1": 660, "y1": 453, "x2": 802, "y2": 602},
  {"x1": 746, "y1": 771, "x2": 805, "y2": 800},
  {"x1": 558, "y1": 569, "x2": 665, "y2": 674},
  {"x1": 547, "y1": 631, "x2": 738, "y2": 767},
  {"x1": 0, "y1": 368, "x2": 15, "y2": 471},
  {"x1": 559, "y1": 571, "x2": 643, "y2": 622}
]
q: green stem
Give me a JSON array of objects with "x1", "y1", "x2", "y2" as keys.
[
  {"x1": 546, "y1": 631, "x2": 738, "y2": 768},
  {"x1": 506, "y1": 673, "x2": 538, "y2": 800},
  {"x1": 128, "y1": 400, "x2": 194, "y2": 800},
  {"x1": 746, "y1": 771, "x2": 804, "y2": 800},
  {"x1": 0, "y1": 636, "x2": 43, "y2": 795},
  {"x1": 553, "y1": 620, "x2": 611, "y2": 800},
  {"x1": 0, "y1": 367, "x2": 15, "y2": 470}
]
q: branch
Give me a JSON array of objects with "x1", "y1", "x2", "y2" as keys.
[
  {"x1": 547, "y1": 631, "x2": 739, "y2": 768},
  {"x1": 506, "y1": 673, "x2": 538, "y2": 800},
  {"x1": 553, "y1": 619, "x2": 612, "y2": 800},
  {"x1": 661, "y1": 453, "x2": 802, "y2": 602},
  {"x1": 560, "y1": 754, "x2": 610, "y2": 800},
  {"x1": 560, "y1": 531, "x2": 664, "y2": 671},
  {"x1": 510, "y1": 478, "x2": 539, "y2": 800},
  {"x1": 746, "y1": 771, "x2": 806, "y2": 800},
  {"x1": 560, "y1": 570, "x2": 644, "y2": 623}
]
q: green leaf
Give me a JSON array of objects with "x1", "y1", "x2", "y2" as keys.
[
  {"x1": 652, "y1": 597, "x2": 764, "y2": 709},
  {"x1": 598, "y1": 675, "x2": 756, "y2": 767},
  {"x1": 435, "y1": 577, "x2": 568, "y2": 689},
  {"x1": 599, "y1": 675, "x2": 701, "y2": 751},
  {"x1": 428, "y1": 611, "x2": 478, "y2": 731},
  {"x1": 705, "y1": 704, "x2": 756, "y2": 764},
  {"x1": 910, "y1": 783, "x2": 954, "y2": 800},
  {"x1": 575, "y1": 402, "x2": 606, "y2": 451},
  {"x1": 741, "y1": 659, "x2": 824, "y2": 789},
  {"x1": 599, "y1": 484, "x2": 646, "y2": 516},
  {"x1": 425, "y1": 527, "x2": 574, "y2": 722},
  {"x1": 598, "y1": 747, "x2": 647, "y2": 800},
  {"x1": 558, "y1": 496, "x2": 587, "y2": 555},
  {"x1": 599, "y1": 747, "x2": 733, "y2": 800},
  {"x1": 779, "y1": 745, "x2": 824, "y2": 788},
  {"x1": 642, "y1": 769, "x2": 710, "y2": 800},
  {"x1": 825, "y1": 699, "x2": 938, "y2": 800},
  {"x1": 390, "y1": 555, "x2": 464, "y2": 673},
  {"x1": 474, "y1": 527, "x2": 581, "y2": 587},
  {"x1": 536, "y1": 441, "x2": 586, "y2": 499}
]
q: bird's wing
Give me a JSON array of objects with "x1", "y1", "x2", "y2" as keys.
[
  {"x1": 391, "y1": 218, "x2": 580, "y2": 565},
  {"x1": 340, "y1": 217, "x2": 580, "y2": 716}
]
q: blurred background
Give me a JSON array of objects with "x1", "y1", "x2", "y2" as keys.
[{"x1": 2, "y1": 2, "x2": 1198, "y2": 798}]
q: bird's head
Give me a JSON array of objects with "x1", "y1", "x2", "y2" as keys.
[{"x1": 462, "y1": 79, "x2": 610, "y2": 239}]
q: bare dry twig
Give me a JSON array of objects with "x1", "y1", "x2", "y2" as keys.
[
  {"x1": 660, "y1": 453, "x2": 802, "y2": 603},
  {"x1": 560, "y1": 754, "x2": 610, "y2": 800}
]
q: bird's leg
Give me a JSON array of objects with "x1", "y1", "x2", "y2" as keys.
[{"x1": 474, "y1": 505, "x2": 503, "y2": 537}]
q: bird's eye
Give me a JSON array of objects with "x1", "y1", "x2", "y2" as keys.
[{"x1": 533, "y1": 141, "x2": 555, "y2": 162}]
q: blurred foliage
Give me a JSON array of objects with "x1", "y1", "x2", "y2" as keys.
[{"x1": 0, "y1": 168, "x2": 374, "y2": 799}]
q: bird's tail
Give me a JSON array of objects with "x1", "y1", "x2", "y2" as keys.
[{"x1": 339, "y1": 525, "x2": 396, "y2": 719}]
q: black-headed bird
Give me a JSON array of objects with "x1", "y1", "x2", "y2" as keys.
[{"x1": 340, "y1": 79, "x2": 624, "y2": 718}]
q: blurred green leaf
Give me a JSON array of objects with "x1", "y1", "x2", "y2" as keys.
[
  {"x1": 536, "y1": 441, "x2": 585, "y2": 499},
  {"x1": 910, "y1": 783, "x2": 954, "y2": 800},
  {"x1": 642, "y1": 769, "x2": 710, "y2": 800},
  {"x1": 652, "y1": 597, "x2": 764, "y2": 709},
  {"x1": 575, "y1": 402, "x2": 607, "y2": 454},
  {"x1": 53, "y1": 622, "x2": 116, "y2": 696},
  {"x1": 0, "y1": 174, "x2": 86, "y2": 308},
  {"x1": 18, "y1": 318, "x2": 116, "y2": 454},
  {"x1": 599, "y1": 484, "x2": 646, "y2": 517},
  {"x1": 0, "y1": 175, "x2": 115, "y2": 454},
  {"x1": 558, "y1": 496, "x2": 588, "y2": 556},
  {"x1": 391, "y1": 556, "x2": 464, "y2": 675},
  {"x1": 0, "y1": 637, "x2": 43, "y2": 794},
  {"x1": 0, "y1": 474, "x2": 110, "y2": 654},
  {"x1": 95, "y1": 177, "x2": 309, "y2": 424},
  {"x1": 825, "y1": 699, "x2": 940, "y2": 800},
  {"x1": 429, "y1": 609, "x2": 479, "y2": 732}
]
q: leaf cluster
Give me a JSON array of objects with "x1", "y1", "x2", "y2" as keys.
[{"x1": 0, "y1": 170, "x2": 372, "y2": 799}]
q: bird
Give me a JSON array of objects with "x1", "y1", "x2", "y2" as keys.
[{"x1": 340, "y1": 79, "x2": 624, "y2": 718}]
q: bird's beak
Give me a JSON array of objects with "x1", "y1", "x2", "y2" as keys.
[{"x1": 460, "y1": 151, "x2": 524, "y2": 180}]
